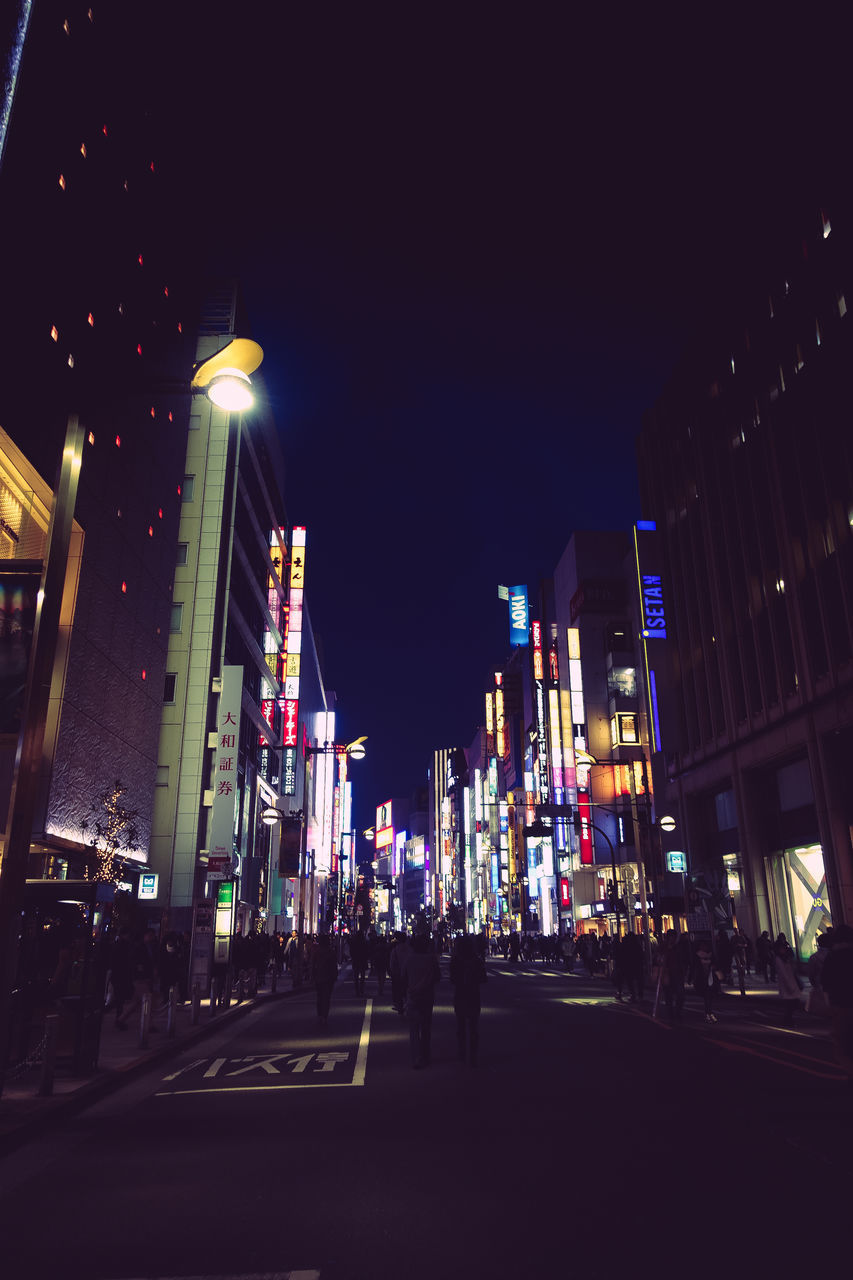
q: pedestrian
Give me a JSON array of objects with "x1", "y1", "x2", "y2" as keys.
[
  {"x1": 116, "y1": 928, "x2": 159, "y2": 1031},
  {"x1": 450, "y1": 933, "x2": 487, "y2": 1067},
  {"x1": 715, "y1": 927, "x2": 733, "y2": 988},
  {"x1": 310, "y1": 932, "x2": 338, "y2": 1024},
  {"x1": 389, "y1": 931, "x2": 410, "y2": 1014},
  {"x1": 372, "y1": 932, "x2": 389, "y2": 996},
  {"x1": 731, "y1": 928, "x2": 749, "y2": 996},
  {"x1": 402, "y1": 931, "x2": 441, "y2": 1068},
  {"x1": 349, "y1": 929, "x2": 368, "y2": 994},
  {"x1": 621, "y1": 931, "x2": 644, "y2": 1002},
  {"x1": 108, "y1": 926, "x2": 135, "y2": 1030},
  {"x1": 508, "y1": 931, "x2": 520, "y2": 965},
  {"x1": 159, "y1": 932, "x2": 184, "y2": 1008},
  {"x1": 773, "y1": 933, "x2": 802, "y2": 1026},
  {"x1": 692, "y1": 936, "x2": 717, "y2": 1023},
  {"x1": 656, "y1": 929, "x2": 687, "y2": 1021},
  {"x1": 805, "y1": 933, "x2": 831, "y2": 1017},
  {"x1": 756, "y1": 930, "x2": 774, "y2": 983},
  {"x1": 284, "y1": 929, "x2": 299, "y2": 973},
  {"x1": 819, "y1": 925, "x2": 853, "y2": 1082}
]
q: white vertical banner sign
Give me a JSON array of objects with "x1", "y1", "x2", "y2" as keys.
[{"x1": 209, "y1": 664, "x2": 244, "y2": 869}]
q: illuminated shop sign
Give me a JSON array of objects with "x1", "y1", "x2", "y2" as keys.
[
  {"x1": 281, "y1": 527, "x2": 307, "y2": 795},
  {"x1": 509, "y1": 584, "x2": 529, "y2": 647},
  {"x1": 641, "y1": 575, "x2": 667, "y2": 638},
  {"x1": 375, "y1": 826, "x2": 394, "y2": 850},
  {"x1": 209, "y1": 664, "x2": 243, "y2": 861},
  {"x1": 532, "y1": 620, "x2": 543, "y2": 680}
]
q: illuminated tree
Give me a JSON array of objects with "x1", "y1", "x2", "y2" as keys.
[{"x1": 82, "y1": 780, "x2": 141, "y2": 886}]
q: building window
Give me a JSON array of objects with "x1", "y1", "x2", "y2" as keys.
[
  {"x1": 163, "y1": 672, "x2": 177, "y2": 702},
  {"x1": 169, "y1": 603, "x2": 183, "y2": 632},
  {"x1": 176, "y1": 542, "x2": 188, "y2": 566},
  {"x1": 182, "y1": 475, "x2": 195, "y2": 501},
  {"x1": 156, "y1": 765, "x2": 169, "y2": 786}
]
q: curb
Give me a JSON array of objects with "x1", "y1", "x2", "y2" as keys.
[{"x1": 0, "y1": 984, "x2": 305, "y2": 1156}]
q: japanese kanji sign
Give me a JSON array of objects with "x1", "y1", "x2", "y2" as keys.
[{"x1": 208, "y1": 664, "x2": 243, "y2": 861}]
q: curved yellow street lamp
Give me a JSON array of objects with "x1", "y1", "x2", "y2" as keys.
[{"x1": 190, "y1": 338, "x2": 264, "y2": 411}]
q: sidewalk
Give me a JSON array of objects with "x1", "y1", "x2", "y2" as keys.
[{"x1": 0, "y1": 977, "x2": 304, "y2": 1154}]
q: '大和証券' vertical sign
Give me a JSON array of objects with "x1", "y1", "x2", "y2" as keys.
[
  {"x1": 282, "y1": 526, "x2": 307, "y2": 795},
  {"x1": 208, "y1": 664, "x2": 244, "y2": 865}
]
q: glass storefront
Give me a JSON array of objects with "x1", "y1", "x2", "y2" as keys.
[{"x1": 765, "y1": 844, "x2": 833, "y2": 961}]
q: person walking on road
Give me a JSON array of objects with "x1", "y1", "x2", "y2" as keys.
[
  {"x1": 403, "y1": 931, "x2": 441, "y2": 1068},
  {"x1": 372, "y1": 932, "x2": 389, "y2": 997},
  {"x1": 731, "y1": 928, "x2": 749, "y2": 996},
  {"x1": 389, "y1": 931, "x2": 409, "y2": 1014},
  {"x1": 692, "y1": 936, "x2": 717, "y2": 1023},
  {"x1": 349, "y1": 929, "x2": 368, "y2": 995},
  {"x1": 773, "y1": 933, "x2": 802, "y2": 1026},
  {"x1": 310, "y1": 932, "x2": 338, "y2": 1024},
  {"x1": 819, "y1": 925, "x2": 853, "y2": 1082},
  {"x1": 450, "y1": 933, "x2": 487, "y2": 1067}
]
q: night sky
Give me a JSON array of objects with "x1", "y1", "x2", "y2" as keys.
[{"x1": 166, "y1": 5, "x2": 848, "y2": 832}]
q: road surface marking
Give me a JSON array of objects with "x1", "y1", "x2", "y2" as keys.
[{"x1": 353, "y1": 998, "x2": 373, "y2": 1086}]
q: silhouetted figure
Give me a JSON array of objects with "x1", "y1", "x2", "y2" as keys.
[
  {"x1": 310, "y1": 933, "x2": 338, "y2": 1024},
  {"x1": 402, "y1": 932, "x2": 440, "y2": 1068},
  {"x1": 450, "y1": 934, "x2": 487, "y2": 1067}
]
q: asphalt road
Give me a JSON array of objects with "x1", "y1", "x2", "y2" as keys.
[{"x1": 1, "y1": 959, "x2": 851, "y2": 1280}]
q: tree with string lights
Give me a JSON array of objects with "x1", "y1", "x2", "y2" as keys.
[{"x1": 81, "y1": 780, "x2": 141, "y2": 888}]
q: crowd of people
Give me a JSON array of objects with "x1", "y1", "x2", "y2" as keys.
[{"x1": 94, "y1": 914, "x2": 853, "y2": 1084}]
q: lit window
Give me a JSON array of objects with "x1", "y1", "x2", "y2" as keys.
[
  {"x1": 776, "y1": 578, "x2": 786, "y2": 595},
  {"x1": 149, "y1": 161, "x2": 155, "y2": 173},
  {"x1": 118, "y1": 303, "x2": 124, "y2": 316},
  {"x1": 768, "y1": 295, "x2": 775, "y2": 318},
  {"x1": 795, "y1": 344, "x2": 804, "y2": 371},
  {"x1": 58, "y1": 174, "x2": 66, "y2": 190},
  {"x1": 87, "y1": 431, "x2": 95, "y2": 444},
  {"x1": 138, "y1": 254, "x2": 143, "y2": 266},
  {"x1": 170, "y1": 603, "x2": 183, "y2": 632},
  {"x1": 115, "y1": 435, "x2": 121, "y2": 447},
  {"x1": 730, "y1": 356, "x2": 735, "y2": 374},
  {"x1": 141, "y1": 669, "x2": 147, "y2": 681},
  {"x1": 116, "y1": 509, "x2": 122, "y2": 518},
  {"x1": 177, "y1": 322, "x2": 182, "y2": 333},
  {"x1": 167, "y1": 411, "x2": 173, "y2": 422},
  {"x1": 87, "y1": 312, "x2": 94, "y2": 326},
  {"x1": 148, "y1": 525, "x2": 154, "y2": 537},
  {"x1": 80, "y1": 143, "x2": 87, "y2": 158},
  {"x1": 121, "y1": 581, "x2": 127, "y2": 593},
  {"x1": 62, "y1": 19, "x2": 70, "y2": 35},
  {"x1": 50, "y1": 325, "x2": 58, "y2": 341},
  {"x1": 816, "y1": 318, "x2": 821, "y2": 346},
  {"x1": 158, "y1": 508, "x2": 163, "y2": 519},
  {"x1": 67, "y1": 354, "x2": 74, "y2": 368},
  {"x1": 822, "y1": 209, "x2": 831, "y2": 239},
  {"x1": 102, "y1": 125, "x2": 108, "y2": 136},
  {"x1": 838, "y1": 293, "x2": 847, "y2": 319},
  {"x1": 137, "y1": 343, "x2": 142, "y2": 355},
  {"x1": 150, "y1": 406, "x2": 156, "y2": 417},
  {"x1": 164, "y1": 286, "x2": 169, "y2": 297}
]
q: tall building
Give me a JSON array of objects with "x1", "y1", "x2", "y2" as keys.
[{"x1": 637, "y1": 204, "x2": 853, "y2": 953}]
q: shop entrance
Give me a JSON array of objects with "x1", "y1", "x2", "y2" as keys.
[{"x1": 765, "y1": 844, "x2": 832, "y2": 961}]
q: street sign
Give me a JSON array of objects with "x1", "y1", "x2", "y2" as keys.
[
  {"x1": 207, "y1": 854, "x2": 231, "y2": 880},
  {"x1": 138, "y1": 872, "x2": 159, "y2": 900}
]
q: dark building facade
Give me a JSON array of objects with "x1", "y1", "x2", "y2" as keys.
[
  {"x1": 637, "y1": 204, "x2": 853, "y2": 955},
  {"x1": 0, "y1": 2, "x2": 204, "y2": 877}
]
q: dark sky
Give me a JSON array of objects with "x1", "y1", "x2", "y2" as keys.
[{"x1": 169, "y1": 5, "x2": 848, "y2": 832}]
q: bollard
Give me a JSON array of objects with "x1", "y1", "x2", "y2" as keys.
[
  {"x1": 38, "y1": 1014, "x2": 60, "y2": 1097},
  {"x1": 191, "y1": 982, "x2": 201, "y2": 1025},
  {"x1": 271, "y1": 968, "x2": 278, "y2": 994},
  {"x1": 166, "y1": 984, "x2": 178, "y2": 1038},
  {"x1": 209, "y1": 978, "x2": 219, "y2": 1017},
  {"x1": 139, "y1": 991, "x2": 152, "y2": 1049}
]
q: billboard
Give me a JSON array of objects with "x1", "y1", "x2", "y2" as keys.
[{"x1": 508, "y1": 585, "x2": 529, "y2": 647}]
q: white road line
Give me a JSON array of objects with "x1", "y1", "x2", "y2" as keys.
[{"x1": 353, "y1": 998, "x2": 373, "y2": 1086}]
